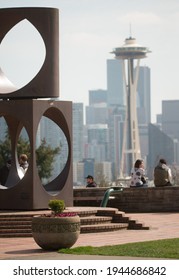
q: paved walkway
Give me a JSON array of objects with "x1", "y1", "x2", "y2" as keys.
[{"x1": 1, "y1": 212, "x2": 179, "y2": 260}]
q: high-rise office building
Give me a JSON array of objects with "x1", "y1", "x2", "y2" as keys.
[
  {"x1": 107, "y1": 59, "x2": 124, "y2": 106},
  {"x1": 86, "y1": 89, "x2": 108, "y2": 125},
  {"x1": 147, "y1": 100, "x2": 179, "y2": 179},
  {"x1": 107, "y1": 106, "x2": 125, "y2": 179},
  {"x1": 86, "y1": 103, "x2": 108, "y2": 125},
  {"x1": 161, "y1": 100, "x2": 179, "y2": 166},
  {"x1": 83, "y1": 158, "x2": 95, "y2": 179},
  {"x1": 137, "y1": 66, "x2": 151, "y2": 124},
  {"x1": 148, "y1": 123, "x2": 177, "y2": 179},
  {"x1": 89, "y1": 89, "x2": 107, "y2": 105},
  {"x1": 162, "y1": 100, "x2": 179, "y2": 140},
  {"x1": 137, "y1": 66, "x2": 151, "y2": 160},
  {"x1": 72, "y1": 103, "x2": 84, "y2": 162},
  {"x1": 106, "y1": 59, "x2": 126, "y2": 179},
  {"x1": 85, "y1": 124, "x2": 108, "y2": 162}
]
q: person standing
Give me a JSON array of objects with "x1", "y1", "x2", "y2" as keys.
[
  {"x1": 85, "y1": 175, "x2": 97, "y2": 188},
  {"x1": 18, "y1": 154, "x2": 29, "y2": 179},
  {"x1": 130, "y1": 159, "x2": 147, "y2": 187},
  {"x1": 19, "y1": 154, "x2": 29, "y2": 173},
  {"x1": 154, "y1": 158, "x2": 173, "y2": 187}
]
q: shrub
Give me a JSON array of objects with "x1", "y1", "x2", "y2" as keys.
[{"x1": 48, "y1": 199, "x2": 65, "y2": 215}]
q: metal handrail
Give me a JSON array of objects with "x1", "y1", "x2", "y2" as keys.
[{"x1": 100, "y1": 186, "x2": 123, "y2": 207}]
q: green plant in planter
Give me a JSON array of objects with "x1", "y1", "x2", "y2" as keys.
[{"x1": 48, "y1": 199, "x2": 65, "y2": 215}]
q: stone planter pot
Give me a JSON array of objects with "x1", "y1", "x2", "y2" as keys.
[{"x1": 32, "y1": 215, "x2": 81, "y2": 250}]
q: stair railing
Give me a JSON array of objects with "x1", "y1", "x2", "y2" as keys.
[{"x1": 100, "y1": 186, "x2": 123, "y2": 207}]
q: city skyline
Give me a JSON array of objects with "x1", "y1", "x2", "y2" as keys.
[{"x1": 0, "y1": 0, "x2": 179, "y2": 123}]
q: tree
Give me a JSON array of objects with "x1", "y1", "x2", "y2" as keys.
[
  {"x1": 0, "y1": 131, "x2": 11, "y2": 168},
  {"x1": 36, "y1": 138, "x2": 61, "y2": 180}
]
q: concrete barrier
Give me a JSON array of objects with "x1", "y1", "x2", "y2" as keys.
[{"x1": 73, "y1": 186, "x2": 179, "y2": 212}]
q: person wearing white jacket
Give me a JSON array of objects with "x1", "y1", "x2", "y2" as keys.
[{"x1": 130, "y1": 159, "x2": 147, "y2": 187}]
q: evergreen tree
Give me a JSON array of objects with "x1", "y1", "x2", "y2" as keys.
[
  {"x1": 36, "y1": 138, "x2": 61, "y2": 180},
  {"x1": 0, "y1": 132, "x2": 11, "y2": 167}
]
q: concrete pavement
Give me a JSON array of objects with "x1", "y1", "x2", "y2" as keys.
[{"x1": 1, "y1": 212, "x2": 179, "y2": 260}]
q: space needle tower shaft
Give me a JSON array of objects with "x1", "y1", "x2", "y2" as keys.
[{"x1": 112, "y1": 37, "x2": 151, "y2": 176}]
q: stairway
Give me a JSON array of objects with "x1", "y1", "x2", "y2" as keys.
[
  {"x1": 80, "y1": 215, "x2": 127, "y2": 233},
  {"x1": 0, "y1": 208, "x2": 149, "y2": 237},
  {"x1": 0, "y1": 214, "x2": 33, "y2": 237}
]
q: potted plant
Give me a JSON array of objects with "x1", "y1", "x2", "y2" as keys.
[{"x1": 31, "y1": 199, "x2": 81, "y2": 250}]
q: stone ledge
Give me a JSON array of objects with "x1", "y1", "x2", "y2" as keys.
[{"x1": 74, "y1": 186, "x2": 179, "y2": 212}]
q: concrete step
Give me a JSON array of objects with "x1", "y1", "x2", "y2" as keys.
[
  {"x1": 80, "y1": 223, "x2": 128, "y2": 233},
  {"x1": 0, "y1": 217, "x2": 32, "y2": 222},
  {"x1": 97, "y1": 210, "x2": 149, "y2": 230},
  {"x1": 80, "y1": 215, "x2": 112, "y2": 225},
  {"x1": 0, "y1": 221, "x2": 32, "y2": 226},
  {"x1": 0, "y1": 232, "x2": 32, "y2": 238},
  {"x1": 0, "y1": 224, "x2": 31, "y2": 229},
  {"x1": 0, "y1": 228, "x2": 32, "y2": 233}
]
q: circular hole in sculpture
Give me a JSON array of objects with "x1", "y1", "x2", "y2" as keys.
[
  {"x1": 36, "y1": 116, "x2": 69, "y2": 189},
  {"x1": 0, "y1": 19, "x2": 46, "y2": 93}
]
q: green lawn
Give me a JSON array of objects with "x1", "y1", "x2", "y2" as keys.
[{"x1": 59, "y1": 238, "x2": 179, "y2": 259}]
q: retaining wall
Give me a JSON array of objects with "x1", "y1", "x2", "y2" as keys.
[{"x1": 73, "y1": 186, "x2": 179, "y2": 212}]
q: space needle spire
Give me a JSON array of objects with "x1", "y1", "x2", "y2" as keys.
[{"x1": 111, "y1": 36, "x2": 151, "y2": 177}]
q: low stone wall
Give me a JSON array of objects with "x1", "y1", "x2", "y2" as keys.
[{"x1": 73, "y1": 186, "x2": 179, "y2": 212}]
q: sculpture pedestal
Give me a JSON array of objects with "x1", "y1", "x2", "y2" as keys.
[{"x1": 0, "y1": 99, "x2": 73, "y2": 210}]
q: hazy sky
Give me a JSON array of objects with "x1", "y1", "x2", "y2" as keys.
[{"x1": 0, "y1": 0, "x2": 179, "y2": 122}]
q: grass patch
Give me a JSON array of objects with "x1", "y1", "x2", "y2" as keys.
[{"x1": 59, "y1": 238, "x2": 179, "y2": 259}]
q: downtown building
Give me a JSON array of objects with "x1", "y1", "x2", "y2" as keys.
[{"x1": 147, "y1": 100, "x2": 179, "y2": 180}]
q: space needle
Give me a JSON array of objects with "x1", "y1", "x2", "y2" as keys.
[{"x1": 111, "y1": 36, "x2": 151, "y2": 177}]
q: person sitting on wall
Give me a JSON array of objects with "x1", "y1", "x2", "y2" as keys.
[
  {"x1": 154, "y1": 158, "x2": 173, "y2": 187},
  {"x1": 130, "y1": 159, "x2": 147, "y2": 187},
  {"x1": 85, "y1": 175, "x2": 97, "y2": 188}
]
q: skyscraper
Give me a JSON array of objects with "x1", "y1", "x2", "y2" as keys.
[
  {"x1": 88, "y1": 89, "x2": 107, "y2": 105},
  {"x1": 162, "y1": 100, "x2": 179, "y2": 140},
  {"x1": 86, "y1": 89, "x2": 108, "y2": 125},
  {"x1": 72, "y1": 103, "x2": 84, "y2": 162},
  {"x1": 148, "y1": 123, "x2": 176, "y2": 179},
  {"x1": 137, "y1": 66, "x2": 151, "y2": 162},
  {"x1": 137, "y1": 66, "x2": 151, "y2": 125},
  {"x1": 86, "y1": 124, "x2": 108, "y2": 162},
  {"x1": 107, "y1": 59, "x2": 124, "y2": 106}
]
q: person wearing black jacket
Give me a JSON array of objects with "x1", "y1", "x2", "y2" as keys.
[{"x1": 85, "y1": 175, "x2": 97, "y2": 188}]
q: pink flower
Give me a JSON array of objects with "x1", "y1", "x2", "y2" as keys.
[{"x1": 41, "y1": 212, "x2": 78, "y2": 217}]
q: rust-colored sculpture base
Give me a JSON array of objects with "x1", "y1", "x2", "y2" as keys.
[{"x1": 0, "y1": 99, "x2": 73, "y2": 210}]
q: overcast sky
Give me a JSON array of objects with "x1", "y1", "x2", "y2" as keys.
[{"x1": 0, "y1": 0, "x2": 179, "y2": 122}]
